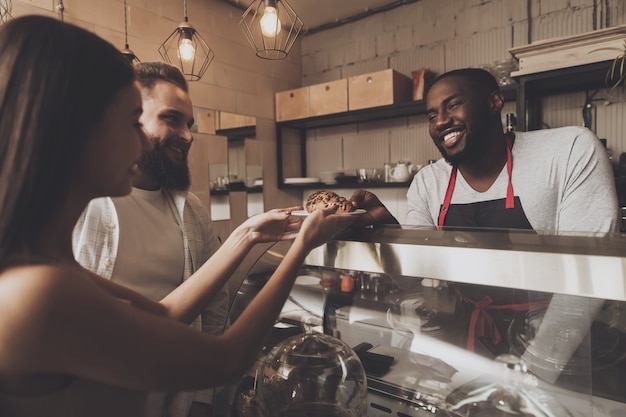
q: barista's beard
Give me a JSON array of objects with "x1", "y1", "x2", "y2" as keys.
[
  {"x1": 138, "y1": 138, "x2": 191, "y2": 191},
  {"x1": 438, "y1": 121, "x2": 492, "y2": 167},
  {"x1": 435, "y1": 138, "x2": 472, "y2": 167}
]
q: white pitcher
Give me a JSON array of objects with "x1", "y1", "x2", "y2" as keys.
[{"x1": 389, "y1": 162, "x2": 411, "y2": 182}]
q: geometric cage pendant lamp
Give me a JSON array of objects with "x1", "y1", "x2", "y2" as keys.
[
  {"x1": 159, "y1": 0, "x2": 215, "y2": 81},
  {"x1": 0, "y1": 0, "x2": 12, "y2": 24},
  {"x1": 240, "y1": 0, "x2": 303, "y2": 60}
]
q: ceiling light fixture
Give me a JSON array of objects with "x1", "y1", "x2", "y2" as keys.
[
  {"x1": 0, "y1": 0, "x2": 12, "y2": 24},
  {"x1": 159, "y1": 0, "x2": 215, "y2": 82},
  {"x1": 240, "y1": 0, "x2": 303, "y2": 60},
  {"x1": 121, "y1": 0, "x2": 139, "y2": 64}
]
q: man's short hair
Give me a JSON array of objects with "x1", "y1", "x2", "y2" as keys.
[
  {"x1": 430, "y1": 68, "x2": 500, "y2": 96},
  {"x1": 134, "y1": 61, "x2": 188, "y2": 93}
]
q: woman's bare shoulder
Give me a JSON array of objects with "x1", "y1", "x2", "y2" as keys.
[
  {"x1": 0, "y1": 261, "x2": 90, "y2": 299},
  {"x1": 0, "y1": 263, "x2": 80, "y2": 308},
  {"x1": 0, "y1": 263, "x2": 95, "y2": 369}
]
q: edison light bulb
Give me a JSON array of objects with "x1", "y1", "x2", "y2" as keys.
[
  {"x1": 260, "y1": 6, "x2": 281, "y2": 37},
  {"x1": 178, "y1": 37, "x2": 195, "y2": 63}
]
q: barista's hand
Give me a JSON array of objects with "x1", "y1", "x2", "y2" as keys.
[
  {"x1": 349, "y1": 189, "x2": 399, "y2": 227},
  {"x1": 239, "y1": 207, "x2": 303, "y2": 243},
  {"x1": 297, "y1": 207, "x2": 357, "y2": 250}
]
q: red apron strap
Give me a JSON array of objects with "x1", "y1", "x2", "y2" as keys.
[
  {"x1": 438, "y1": 134, "x2": 516, "y2": 230},
  {"x1": 438, "y1": 166, "x2": 457, "y2": 230},
  {"x1": 456, "y1": 286, "x2": 552, "y2": 352},
  {"x1": 505, "y1": 134, "x2": 514, "y2": 209}
]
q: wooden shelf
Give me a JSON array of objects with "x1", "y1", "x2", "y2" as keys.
[
  {"x1": 280, "y1": 181, "x2": 412, "y2": 190},
  {"x1": 215, "y1": 126, "x2": 256, "y2": 139},
  {"x1": 277, "y1": 85, "x2": 517, "y2": 130},
  {"x1": 276, "y1": 85, "x2": 517, "y2": 189}
]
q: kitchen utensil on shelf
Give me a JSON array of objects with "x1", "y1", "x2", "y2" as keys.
[{"x1": 389, "y1": 161, "x2": 411, "y2": 182}]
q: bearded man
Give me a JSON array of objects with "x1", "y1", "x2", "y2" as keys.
[{"x1": 73, "y1": 62, "x2": 226, "y2": 417}]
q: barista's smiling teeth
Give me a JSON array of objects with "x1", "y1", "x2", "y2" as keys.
[{"x1": 444, "y1": 131, "x2": 461, "y2": 143}]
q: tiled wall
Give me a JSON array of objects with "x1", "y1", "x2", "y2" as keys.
[{"x1": 299, "y1": 0, "x2": 626, "y2": 220}]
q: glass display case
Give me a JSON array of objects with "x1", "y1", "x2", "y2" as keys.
[{"x1": 214, "y1": 226, "x2": 626, "y2": 417}]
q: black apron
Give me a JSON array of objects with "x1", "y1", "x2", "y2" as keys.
[
  {"x1": 436, "y1": 134, "x2": 548, "y2": 353},
  {"x1": 437, "y1": 133, "x2": 533, "y2": 231}
]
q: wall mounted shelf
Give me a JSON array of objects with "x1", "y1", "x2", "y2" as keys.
[{"x1": 276, "y1": 85, "x2": 517, "y2": 189}]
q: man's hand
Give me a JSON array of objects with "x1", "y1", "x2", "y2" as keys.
[{"x1": 349, "y1": 189, "x2": 399, "y2": 227}]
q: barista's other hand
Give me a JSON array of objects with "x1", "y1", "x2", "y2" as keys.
[
  {"x1": 349, "y1": 189, "x2": 399, "y2": 227},
  {"x1": 240, "y1": 206, "x2": 303, "y2": 243},
  {"x1": 297, "y1": 207, "x2": 357, "y2": 250}
]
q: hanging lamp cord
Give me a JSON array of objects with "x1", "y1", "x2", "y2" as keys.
[
  {"x1": 57, "y1": 0, "x2": 64, "y2": 21},
  {"x1": 124, "y1": 0, "x2": 129, "y2": 48},
  {"x1": 183, "y1": 0, "x2": 189, "y2": 22}
]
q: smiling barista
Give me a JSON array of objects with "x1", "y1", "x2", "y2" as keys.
[
  {"x1": 407, "y1": 68, "x2": 618, "y2": 231},
  {"x1": 350, "y1": 68, "x2": 620, "y2": 382}
]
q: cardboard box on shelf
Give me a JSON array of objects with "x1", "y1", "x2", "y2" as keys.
[
  {"x1": 309, "y1": 79, "x2": 348, "y2": 117},
  {"x1": 218, "y1": 111, "x2": 256, "y2": 131},
  {"x1": 275, "y1": 86, "x2": 310, "y2": 122},
  {"x1": 348, "y1": 69, "x2": 413, "y2": 111}
]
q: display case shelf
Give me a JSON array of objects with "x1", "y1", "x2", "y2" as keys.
[{"x1": 216, "y1": 227, "x2": 626, "y2": 417}]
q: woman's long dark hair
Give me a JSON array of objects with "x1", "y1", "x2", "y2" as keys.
[{"x1": 0, "y1": 15, "x2": 136, "y2": 261}]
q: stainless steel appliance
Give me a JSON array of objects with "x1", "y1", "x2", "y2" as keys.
[{"x1": 214, "y1": 226, "x2": 626, "y2": 417}]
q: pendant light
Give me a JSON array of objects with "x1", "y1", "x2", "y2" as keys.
[
  {"x1": 121, "y1": 0, "x2": 140, "y2": 64},
  {"x1": 0, "y1": 0, "x2": 11, "y2": 24},
  {"x1": 159, "y1": 0, "x2": 215, "y2": 82},
  {"x1": 240, "y1": 0, "x2": 303, "y2": 60}
]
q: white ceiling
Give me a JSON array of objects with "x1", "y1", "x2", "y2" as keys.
[{"x1": 222, "y1": 0, "x2": 407, "y2": 33}]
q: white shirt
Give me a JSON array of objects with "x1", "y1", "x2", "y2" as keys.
[
  {"x1": 73, "y1": 189, "x2": 226, "y2": 417},
  {"x1": 112, "y1": 188, "x2": 185, "y2": 301}
]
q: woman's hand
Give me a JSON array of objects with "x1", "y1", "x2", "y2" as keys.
[
  {"x1": 297, "y1": 208, "x2": 357, "y2": 250},
  {"x1": 240, "y1": 207, "x2": 304, "y2": 243}
]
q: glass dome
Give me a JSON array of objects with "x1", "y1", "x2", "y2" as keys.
[{"x1": 254, "y1": 330, "x2": 368, "y2": 417}]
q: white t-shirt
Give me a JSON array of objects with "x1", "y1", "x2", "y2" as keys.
[
  {"x1": 112, "y1": 187, "x2": 184, "y2": 301},
  {"x1": 406, "y1": 126, "x2": 619, "y2": 234}
]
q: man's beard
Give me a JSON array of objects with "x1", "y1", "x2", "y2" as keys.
[
  {"x1": 434, "y1": 135, "x2": 472, "y2": 166},
  {"x1": 436, "y1": 119, "x2": 492, "y2": 166},
  {"x1": 138, "y1": 139, "x2": 191, "y2": 191}
]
